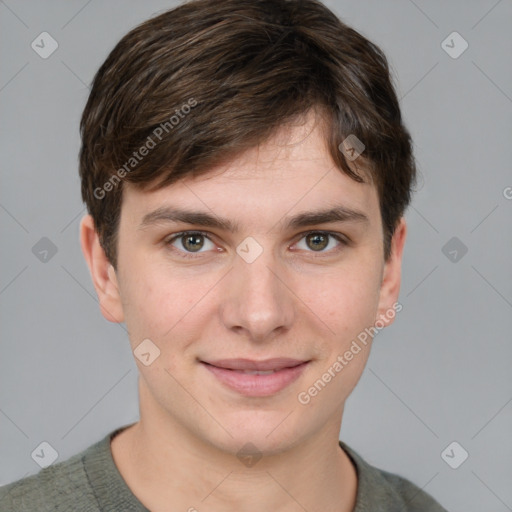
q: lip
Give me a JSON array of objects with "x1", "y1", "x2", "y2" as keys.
[
  {"x1": 200, "y1": 359, "x2": 310, "y2": 397},
  {"x1": 203, "y1": 358, "x2": 307, "y2": 371}
]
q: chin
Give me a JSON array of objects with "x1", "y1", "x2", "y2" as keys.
[{"x1": 209, "y1": 416, "x2": 307, "y2": 457}]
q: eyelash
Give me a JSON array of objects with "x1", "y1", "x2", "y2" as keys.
[{"x1": 164, "y1": 230, "x2": 349, "y2": 259}]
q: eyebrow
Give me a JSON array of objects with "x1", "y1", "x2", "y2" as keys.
[{"x1": 138, "y1": 204, "x2": 369, "y2": 232}]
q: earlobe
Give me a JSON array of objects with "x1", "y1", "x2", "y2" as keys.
[
  {"x1": 79, "y1": 214, "x2": 124, "y2": 323},
  {"x1": 375, "y1": 217, "x2": 407, "y2": 328}
]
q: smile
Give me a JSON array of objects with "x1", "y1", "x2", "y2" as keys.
[{"x1": 200, "y1": 360, "x2": 310, "y2": 397}]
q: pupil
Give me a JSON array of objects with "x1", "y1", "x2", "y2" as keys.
[
  {"x1": 308, "y1": 233, "x2": 327, "y2": 251},
  {"x1": 184, "y1": 234, "x2": 203, "y2": 252}
]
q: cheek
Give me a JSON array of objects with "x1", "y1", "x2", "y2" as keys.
[
  {"x1": 300, "y1": 262, "x2": 382, "y2": 339},
  {"x1": 119, "y1": 266, "x2": 217, "y2": 346},
  {"x1": 295, "y1": 271, "x2": 378, "y2": 412}
]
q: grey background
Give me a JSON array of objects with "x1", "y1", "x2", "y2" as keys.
[{"x1": 1, "y1": 0, "x2": 511, "y2": 510}]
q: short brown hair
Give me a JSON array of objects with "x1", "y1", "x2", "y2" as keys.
[{"x1": 79, "y1": 0, "x2": 416, "y2": 269}]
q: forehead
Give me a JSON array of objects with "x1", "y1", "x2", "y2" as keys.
[{"x1": 121, "y1": 114, "x2": 380, "y2": 228}]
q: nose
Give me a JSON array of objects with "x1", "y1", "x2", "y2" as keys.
[{"x1": 219, "y1": 247, "x2": 295, "y2": 342}]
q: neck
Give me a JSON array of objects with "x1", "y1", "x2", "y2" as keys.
[{"x1": 111, "y1": 385, "x2": 358, "y2": 512}]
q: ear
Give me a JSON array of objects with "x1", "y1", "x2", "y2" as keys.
[
  {"x1": 79, "y1": 214, "x2": 124, "y2": 323},
  {"x1": 375, "y1": 217, "x2": 407, "y2": 327}
]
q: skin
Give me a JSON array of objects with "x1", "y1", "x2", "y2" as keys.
[{"x1": 80, "y1": 110, "x2": 407, "y2": 512}]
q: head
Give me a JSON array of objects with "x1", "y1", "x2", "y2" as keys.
[{"x1": 80, "y1": 0, "x2": 415, "y2": 456}]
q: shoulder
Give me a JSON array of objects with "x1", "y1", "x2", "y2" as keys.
[
  {"x1": 340, "y1": 441, "x2": 448, "y2": 512},
  {"x1": 0, "y1": 441, "x2": 101, "y2": 512}
]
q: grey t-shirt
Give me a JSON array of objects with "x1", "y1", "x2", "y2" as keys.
[{"x1": 0, "y1": 425, "x2": 448, "y2": 511}]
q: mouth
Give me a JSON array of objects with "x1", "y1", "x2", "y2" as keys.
[
  {"x1": 201, "y1": 357, "x2": 309, "y2": 372},
  {"x1": 200, "y1": 358, "x2": 311, "y2": 397}
]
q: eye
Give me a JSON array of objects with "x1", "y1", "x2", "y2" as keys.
[
  {"x1": 164, "y1": 230, "x2": 348, "y2": 260},
  {"x1": 165, "y1": 231, "x2": 217, "y2": 257},
  {"x1": 293, "y1": 231, "x2": 347, "y2": 254}
]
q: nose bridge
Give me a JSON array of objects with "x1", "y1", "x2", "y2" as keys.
[{"x1": 220, "y1": 242, "x2": 294, "y2": 340}]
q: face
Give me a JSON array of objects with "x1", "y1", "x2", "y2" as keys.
[{"x1": 81, "y1": 112, "x2": 406, "y2": 457}]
